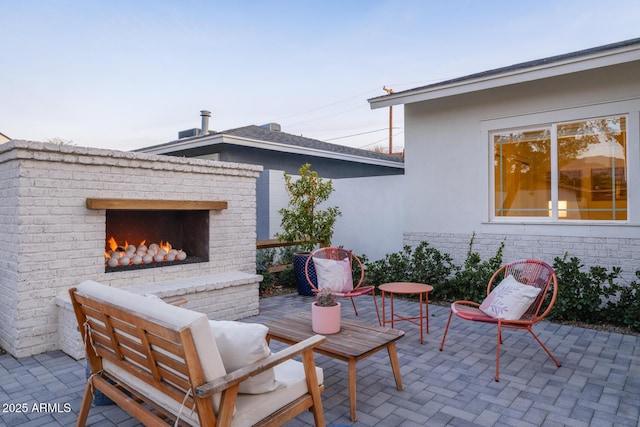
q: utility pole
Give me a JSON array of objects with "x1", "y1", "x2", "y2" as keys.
[{"x1": 383, "y1": 86, "x2": 394, "y2": 154}]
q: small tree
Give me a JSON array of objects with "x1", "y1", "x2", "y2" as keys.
[{"x1": 275, "y1": 163, "x2": 341, "y2": 251}]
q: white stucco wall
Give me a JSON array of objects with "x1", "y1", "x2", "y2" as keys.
[
  {"x1": 266, "y1": 170, "x2": 404, "y2": 261},
  {"x1": 402, "y1": 60, "x2": 640, "y2": 280},
  {"x1": 267, "y1": 169, "x2": 291, "y2": 239},
  {"x1": 331, "y1": 175, "x2": 404, "y2": 260}
]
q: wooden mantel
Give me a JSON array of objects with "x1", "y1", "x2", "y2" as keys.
[{"x1": 86, "y1": 198, "x2": 228, "y2": 210}]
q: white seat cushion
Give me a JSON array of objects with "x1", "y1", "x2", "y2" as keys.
[
  {"x1": 104, "y1": 355, "x2": 323, "y2": 426},
  {"x1": 233, "y1": 361, "x2": 323, "y2": 427}
]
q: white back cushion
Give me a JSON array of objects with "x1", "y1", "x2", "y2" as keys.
[
  {"x1": 479, "y1": 275, "x2": 542, "y2": 320},
  {"x1": 209, "y1": 321, "x2": 283, "y2": 394},
  {"x1": 313, "y1": 257, "x2": 353, "y2": 293}
]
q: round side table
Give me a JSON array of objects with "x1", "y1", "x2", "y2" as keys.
[{"x1": 379, "y1": 282, "x2": 433, "y2": 344}]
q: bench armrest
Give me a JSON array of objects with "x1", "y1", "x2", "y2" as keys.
[{"x1": 195, "y1": 334, "x2": 326, "y2": 397}]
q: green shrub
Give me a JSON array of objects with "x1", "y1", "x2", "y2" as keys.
[
  {"x1": 258, "y1": 270, "x2": 276, "y2": 294},
  {"x1": 550, "y1": 253, "x2": 620, "y2": 323},
  {"x1": 257, "y1": 248, "x2": 276, "y2": 269},
  {"x1": 277, "y1": 246, "x2": 298, "y2": 264},
  {"x1": 256, "y1": 249, "x2": 276, "y2": 293},
  {"x1": 439, "y1": 235, "x2": 504, "y2": 302},
  {"x1": 278, "y1": 266, "x2": 298, "y2": 289},
  {"x1": 364, "y1": 241, "x2": 455, "y2": 294},
  {"x1": 602, "y1": 270, "x2": 640, "y2": 330},
  {"x1": 259, "y1": 233, "x2": 640, "y2": 334}
]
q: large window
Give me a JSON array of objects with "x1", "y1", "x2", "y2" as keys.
[{"x1": 493, "y1": 116, "x2": 627, "y2": 221}]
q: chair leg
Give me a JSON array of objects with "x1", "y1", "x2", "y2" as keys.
[
  {"x1": 371, "y1": 291, "x2": 381, "y2": 325},
  {"x1": 439, "y1": 308, "x2": 454, "y2": 351},
  {"x1": 495, "y1": 325, "x2": 502, "y2": 382},
  {"x1": 528, "y1": 328, "x2": 562, "y2": 367},
  {"x1": 350, "y1": 297, "x2": 358, "y2": 316},
  {"x1": 76, "y1": 380, "x2": 94, "y2": 426}
]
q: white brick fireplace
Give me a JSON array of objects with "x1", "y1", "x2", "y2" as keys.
[{"x1": 0, "y1": 140, "x2": 263, "y2": 358}]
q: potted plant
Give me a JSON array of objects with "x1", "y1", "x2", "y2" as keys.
[
  {"x1": 311, "y1": 290, "x2": 341, "y2": 334},
  {"x1": 275, "y1": 163, "x2": 341, "y2": 295}
]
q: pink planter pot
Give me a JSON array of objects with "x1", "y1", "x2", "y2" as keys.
[{"x1": 311, "y1": 301, "x2": 341, "y2": 334}]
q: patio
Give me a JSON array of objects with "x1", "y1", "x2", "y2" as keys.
[{"x1": 1, "y1": 293, "x2": 638, "y2": 427}]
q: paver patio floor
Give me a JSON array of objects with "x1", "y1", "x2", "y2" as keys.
[{"x1": 1, "y1": 293, "x2": 638, "y2": 426}]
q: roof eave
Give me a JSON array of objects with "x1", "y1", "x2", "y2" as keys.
[
  {"x1": 134, "y1": 134, "x2": 223, "y2": 155},
  {"x1": 221, "y1": 135, "x2": 404, "y2": 169},
  {"x1": 135, "y1": 134, "x2": 404, "y2": 169},
  {"x1": 369, "y1": 41, "x2": 640, "y2": 109}
]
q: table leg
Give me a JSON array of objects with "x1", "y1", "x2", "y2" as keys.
[
  {"x1": 381, "y1": 290, "x2": 386, "y2": 327},
  {"x1": 419, "y1": 292, "x2": 424, "y2": 344},
  {"x1": 390, "y1": 293, "x2": 395, "y2": 329},
  {"x1": 425, "y1": 291, "x2": 430, "y2": 333},
  {"x1": 348, "y1": 359, "x2": 357, "y2": 421},
  {"x1": 387, "y1": 342, "x2": 403, "y2": 391}
]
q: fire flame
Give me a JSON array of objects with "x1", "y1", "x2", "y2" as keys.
[
  {"x1": 105, "y1": 237, "x2": 186, "y2": 267},
  {"x1": 160, "y1": 241, "x2": 172, "y2": 252},
  {"x1": 107, "y1": 237, "x2": 117, "y2": 252}
]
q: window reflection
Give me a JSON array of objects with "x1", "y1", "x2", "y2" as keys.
[
  {"x1": 558, "y1": 117, "x2": 626, "y2": 220},
  {"x1": 494, "y1": 129, "x2": 551, "y2": 217},
  {"x1": 493, "y1": 116, "x2": 627, "y2": 221}
]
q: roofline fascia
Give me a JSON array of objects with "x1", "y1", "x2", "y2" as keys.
[
  {"x1": 135, "y1": 134, "x2": 404, "y2": 169},
  {"x1": 369, "y1": 42, "x2": 640, "y2": 109},
  {"x1": 134, "y1": 134, "x2": 223, "y2": 155},
  {"x1": 220, "y1": 135, "x2": 404, "y2": 169}
]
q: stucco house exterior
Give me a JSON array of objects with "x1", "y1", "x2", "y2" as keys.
[
  {"x1": 369, "y1": 38, "x2": 640, "y2": 279},
  {"x1": 137, "y1": 120, "x2": 405, "y2": 259}
]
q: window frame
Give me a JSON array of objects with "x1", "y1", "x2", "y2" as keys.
[{"x1": 487, "y1": 111, "x2": 632, "y2": 224}]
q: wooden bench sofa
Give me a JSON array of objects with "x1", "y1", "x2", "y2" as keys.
[{"x1": 69, "y1": 280, "x2": 326, "y2": 426}]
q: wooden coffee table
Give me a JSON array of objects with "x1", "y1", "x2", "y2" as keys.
[{"x1": 264, "y1": 311, "x2": 404, "y2": 422}]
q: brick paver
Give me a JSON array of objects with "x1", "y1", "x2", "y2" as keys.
[{"x1": 0, "y1": 294, "x2": 638, "y2": 426}]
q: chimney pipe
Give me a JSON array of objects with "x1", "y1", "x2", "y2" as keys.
[{"x1": 200, "y1": 110, "x2": 211, "y2": 136}]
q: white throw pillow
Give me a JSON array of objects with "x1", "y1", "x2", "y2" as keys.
[
  {"x1": 209, "y1": 320, "x2": 283, "y2": 394},
  {"x1": 479, "y1": 275, "x2": 542, "y2": 320},
  {"x1": 313, "y1": 257, "x2": 353, "y2": 293}
]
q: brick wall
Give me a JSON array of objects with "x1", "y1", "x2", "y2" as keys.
[
  {"x1": 0, "y1": 140, "x2": 263, "y2": 358},
  {"x1": 404, "y1": 231, "x2": 640, "y2": 285},
  {"x1": 0, "y1": 152, "x2": 20, "y2": 358}
]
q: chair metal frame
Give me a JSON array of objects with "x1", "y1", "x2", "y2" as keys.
[
  {"x1": 305, "y1": 247, "x2": 381, "y2": 325},
  {"x1": 439, "y1": 259, "x2": 561, "y2": 381}
]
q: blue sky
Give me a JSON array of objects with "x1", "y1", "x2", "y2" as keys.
[{"x1": 2, "y1": 0, "x2": 639, "y2": 152}]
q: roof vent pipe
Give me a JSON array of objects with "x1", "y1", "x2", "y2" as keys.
[{"x1": 200, "y1": 110, "x2": 211, "y2": 136}]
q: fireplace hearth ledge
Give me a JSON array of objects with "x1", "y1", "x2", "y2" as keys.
[{"x1": 56, "y1": 271, "x2": 262, "y2": 360}]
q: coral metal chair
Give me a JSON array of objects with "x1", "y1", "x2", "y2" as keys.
[
  {"x1": 439, "y1": 259, "x2": 561, "y2": 381},
  {"x1": 305, "y1": 247, "x2": 381, "y2": 325}
]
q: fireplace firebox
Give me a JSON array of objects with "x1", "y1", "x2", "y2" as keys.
[
  {"x1": 85, "y1": 198, "x2": 227, "y2": 272},
  {"x1": 105, "y1": 209, "x2": 209, "y2": 272}
]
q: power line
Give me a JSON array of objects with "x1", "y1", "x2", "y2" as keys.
[
  {"x1": 358, "y1": 130, "x2": 405, "y2": 149},
  {"x1": 271, "y1": 87, "x2": 381, "y2": 122},
  {"x1": 271, "y1": 78, "x2": 454, "y2": 126},
  {"x1": 324, "y1": 127, "x2": 394, "y2": 141},
  {"x1": 287, "y1": 104, "x2": 365, "y2": 128}
]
